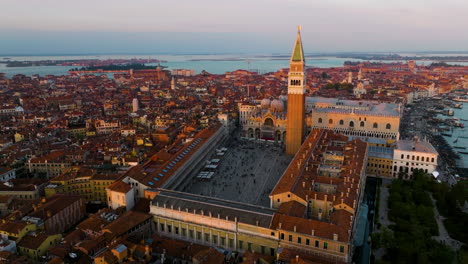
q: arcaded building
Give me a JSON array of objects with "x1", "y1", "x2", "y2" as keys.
[{"x1": 307, "y1": 97, "x2": 401, "y2": 140}]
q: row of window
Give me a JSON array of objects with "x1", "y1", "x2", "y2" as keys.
[
  {"x1": 280, "y1": 233, "x2": 345, "y2": 253},
  {"x1": 290, "y1": 80, "x2": 301, "y2": 86},
  {"x1": 159, "y1": 223, "x2": 275, "y2": 256},
  {"x1": 368, "y1": 163, "x2": 391, "y2": 169},
  {"x1": 317, "y1": 119, "x2": 392, "y2": 129},
  {"x1": 400, "y1": 154, "x2": 435, "y2": 162},
  {"x1": 394, "y1": 166, "x2": 429, "y2": 173}
]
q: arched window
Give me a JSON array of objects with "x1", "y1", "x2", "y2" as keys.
[
  {"x1": 349, "y1": 121, "x2": 354, "y2": 127},
  {"x1": 360, "y1": 121, "x2": 365, "y2": 127},
  {"x1": 329, "y1": 119, "x2": 333, "y2": 124},
  {"x1": 339, "y1": 120, "x2": 344, "y2": 125},
  {"x1": 264, "y1": 118, "x2": 274, "y2": 126},
  {"x1": 290, "y1": 80, "x2": 301, "y2": 86},
  {"x1": 373, "y1": 123, "x2": 378, "y2": 128},
  {"x1": 318, "y1": 118, "x2": 323, "y2": 123},
  {"x1": 386, "y1": 123, "x2": 391, "y2": 129}
]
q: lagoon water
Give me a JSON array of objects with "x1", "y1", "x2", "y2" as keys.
[
  {"x1": 442, "y1": 102, "x2": 468, "y2": 168},
  {"x1": 2, "y1": 54, "x2": 468, "y2": 77}
]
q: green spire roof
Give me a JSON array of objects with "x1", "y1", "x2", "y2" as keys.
[{"x1": 291, "y1": 28, "x2": 304, "y2": 62}]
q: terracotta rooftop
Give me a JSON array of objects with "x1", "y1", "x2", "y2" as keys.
[
  {"x1": 102, "y1": 210, "x2": 151, "y2": 238},
  {"x1": 17, "y1": 233, "x2": 54, "y2": 250},
  {"x1": 106, "y1": 181, "x2": 131, "y2": 194},
  {"x1": 124, "y1": 124, "x2": 221, "y2": 189},
  {"x1": 192, "y1": 247, "x2": 225, "y2": 264},
  {"x1": 29, "y1": 150, "x2": 67, "y2": 164},
  {"x1": 270, "y1": 129, "x2": 368, "y2": 243},
  {"x1": 271, "y1": 213, "x2": 349, "y2": 243},
  {"x1": 28, "y1": 194, "x2": 83, "y2": 221},
  {"x1": 0, "y1": 221, "x2": 29, "y2": 235}
]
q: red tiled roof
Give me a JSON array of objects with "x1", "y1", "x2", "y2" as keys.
[{"x1": 106, "y1": 181, "x2": 131, "y2": 194}]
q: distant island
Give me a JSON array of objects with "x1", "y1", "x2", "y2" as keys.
[
  {"x1": 69, "y1": 63, "x2": 166, "y2": 72},
  {"x1": 0, "y1": 58, "x2": 167, "y2": 68},
  {"x1": 343, "y1": 61, "x2": 464, "y2": 67},
  {"x1": 337, "y1": 53, "x2": 468, "y2": 62}
]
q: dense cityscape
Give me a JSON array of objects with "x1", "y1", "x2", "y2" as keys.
[{"x1": 1, "y1": 2, "x2": 468, "y2": 262}]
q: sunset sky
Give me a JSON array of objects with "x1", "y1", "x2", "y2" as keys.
[{"x1": 1, "y1": 0, "x2": 467, "y2": 54}]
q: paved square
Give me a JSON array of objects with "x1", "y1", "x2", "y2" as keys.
[{"x1": 180, "y1": 139, "x2": 292, "y2": 207}]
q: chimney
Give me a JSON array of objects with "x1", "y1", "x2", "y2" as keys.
[
  {"x1": 333, "y1": 234, "x2": 338, "y2": 241},
  {"x1": 311, "y1": 229, "x2": 315, "y2": 236},
  {"x1": 279, "y1": 222, "x2": 282, "y2": 229},
  {"x1": 294, "y1": 225, "x2": 296, "y2": 232},
  {"x1": 296, "y1": 255, "x2": 299, "y2": 262}
]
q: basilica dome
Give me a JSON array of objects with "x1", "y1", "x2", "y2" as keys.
[
  {"x1": 260, "y1": 98, "x2": 271, "y2": 109},
  {"x1": 270, "y1": 99, "x2": 285, "y2": 112}
]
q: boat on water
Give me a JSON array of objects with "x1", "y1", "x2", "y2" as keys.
[
  {"x1": 454, "y1": 138, "x2": 459, "y2": 143},
  {"x1": 441, "y1": 133, "x2": 452, "y2": 137},
  {"x1": 453, "y1": 97, "x2": 468, "y2": 102},
  {"x1": 454, "y1": 103, "x2": 463, "y2": 109},
  {"x1": 458, "y1": 151, "x2": 468, "y2": 155},
  {"x1": 453, "y1": 146, "x2": 466, "y2": 149}
]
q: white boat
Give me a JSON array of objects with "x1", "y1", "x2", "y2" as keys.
[{"x1": 453, "y1": 97, "x2": 468, "y2": 102}]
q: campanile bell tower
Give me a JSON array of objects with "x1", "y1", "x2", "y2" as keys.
[{"x1": 285, "y1": 26, "x2": 306, "y2": 155}]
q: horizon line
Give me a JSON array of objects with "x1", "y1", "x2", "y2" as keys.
[{"x1": 1, "y1": 51, "x2": 468, "y2": 57}]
